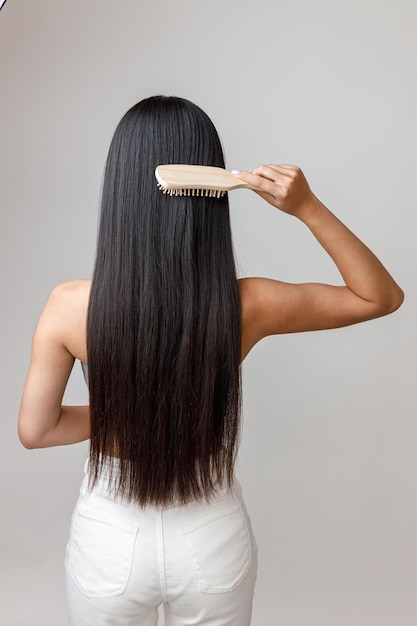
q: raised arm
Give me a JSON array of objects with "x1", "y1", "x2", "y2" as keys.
[{"x1": 235, "y1": 165, "x2": 404, "y2": 357}]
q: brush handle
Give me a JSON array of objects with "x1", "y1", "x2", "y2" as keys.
[{"x1": 155, "y1": 164, "x2": 255, "y2": 192}]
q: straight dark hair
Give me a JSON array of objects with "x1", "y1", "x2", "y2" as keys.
[{"x1": 87, "y1": 96, "x2": 242, "y2": 506}]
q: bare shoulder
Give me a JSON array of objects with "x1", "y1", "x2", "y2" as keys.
[
  {"x1": 238, "y1": 276, "x2": 284, "y2": 320},
  {"x1": 46, "y1": 279, "x2": 91, "y2": 322},
  {"x1": 37, "y1": 279, "x2": 91, "y2": 362},
  {"x1": 239, "y1": 277, "x2": 262, "y2": 320},
  {"x1": 238, "y1": 275, "x2": 335, "y2": 359},
  {"x1": 49, "y1": 279, "x2": 91, "y2": 305},
  {"x1": 238, "y1": 277, "x2": 279, "y2": 360},
  {"x1": 238, "y1": 276, "x2": 278, "y2": 303}
]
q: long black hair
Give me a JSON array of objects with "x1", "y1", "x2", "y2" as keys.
[{"x1": 87, "y1": 96, "x2": 241, "y2": 506}]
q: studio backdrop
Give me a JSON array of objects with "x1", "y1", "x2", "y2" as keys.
[{"x1": 1, "y1": 1, "x2": 416, "y2": 625}]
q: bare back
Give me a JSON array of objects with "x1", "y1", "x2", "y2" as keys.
[{"x1": 51, "y1": 278, "x2": 262, "y2": 367}]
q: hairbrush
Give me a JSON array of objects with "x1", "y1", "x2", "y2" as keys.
[{"x1": 155, "y1": 164, "x2": 255, "y2": 198}]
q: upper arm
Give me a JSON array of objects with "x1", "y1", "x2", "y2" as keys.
[
  {"x1": 239, "y1": 277, "x2": 389, "y2": 358},
  {"x1": 18, "y1": 285, "x2": 78, "y2": 448}
]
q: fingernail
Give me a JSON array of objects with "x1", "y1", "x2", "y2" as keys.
[{"x1": 231, "y1": 169, "x2": 241, "y2": 175}]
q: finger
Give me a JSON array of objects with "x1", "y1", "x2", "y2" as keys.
[
  {"x1": 252, "y1": 164, "x2": 298, "y2": 179},
  {"x1": 232, "y1": 169, "x2": 284, "y2": 196}
]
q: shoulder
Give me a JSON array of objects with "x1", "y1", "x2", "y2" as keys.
[
  {"x1": 238, "y1": 276, "x2": 277, "y2": 299},
  {"x1": 238, "y1": 276, "x2": 284, "y2": 321},
  {"x1": 238, "y1": 275, "x2": 321, "y2": 358},
  {"x1": 34, "y1": 280, "x2": 91, "y2": 360},
  {"x1": 238, "y1": 277, "x2": 283, "y2": 359},
  {"x1": 44, "y1": 280, "x2": 91, "y2": 321},
  {"x1": 48, "y1": 279, "x2": 91, "y2": 305}
]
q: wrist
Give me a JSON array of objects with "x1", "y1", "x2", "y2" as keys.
[{"x1": 295, "y1": 194, "x2": 327, "y2": 225}]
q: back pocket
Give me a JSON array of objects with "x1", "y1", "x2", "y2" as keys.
[
  {"x1": 181, "y1": 502, "x2": 251, "y2": 593},
  {"x1": 67, "y1": 498, "x2": 139, "y2": 598}
]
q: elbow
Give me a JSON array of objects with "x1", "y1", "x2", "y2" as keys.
[
  {"x1": 374, "y1": 286, "x2": 405, "y2": 318},
  {"x1": 18, "y1": 433, "x2": 37, "y2": 450},
  {"x1": 20, "y1": 440, "x2": 38, "y2": 450},
  {"x1": 386, "y1": 286, "x2": 405, "y2": 315},
  {"x1": 18, "y1": 419, "x2": 45, "y2": 450},
  {"x1": 18, "y1": 427, "x2": 39, "y2": 450}
]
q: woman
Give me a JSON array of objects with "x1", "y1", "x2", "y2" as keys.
[{"x1": 18, "y1": 96, "x2": 403, "y2": 625}]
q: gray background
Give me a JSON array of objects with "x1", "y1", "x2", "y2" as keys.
[{"x1": 1, "y1": 1, "x2": 416, "y2": 624}]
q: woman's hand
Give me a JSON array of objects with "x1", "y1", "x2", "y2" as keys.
[{"x1": 233, "y1": 164, "x2": 316, "y2": 220}]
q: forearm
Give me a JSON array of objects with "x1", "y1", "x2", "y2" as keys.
[
  {"x1": 20, "y1": 405, "x2": 90, "y2": 449},
  {"x1": 299, "y1": 195, "x2": 404, "y2": 313}
]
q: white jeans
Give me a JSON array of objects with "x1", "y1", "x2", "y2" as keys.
[{"x1": 65, "y1": 462, "x2": 258, "y2": 625}]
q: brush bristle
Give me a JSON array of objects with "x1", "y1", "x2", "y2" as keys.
[{"x1": 157, "y1": 183, "x2": 225, "y2": 198}]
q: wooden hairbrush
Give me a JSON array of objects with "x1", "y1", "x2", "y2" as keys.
[{"x1": 155, "y1": 164, "x2": 255, "y2": 197}]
